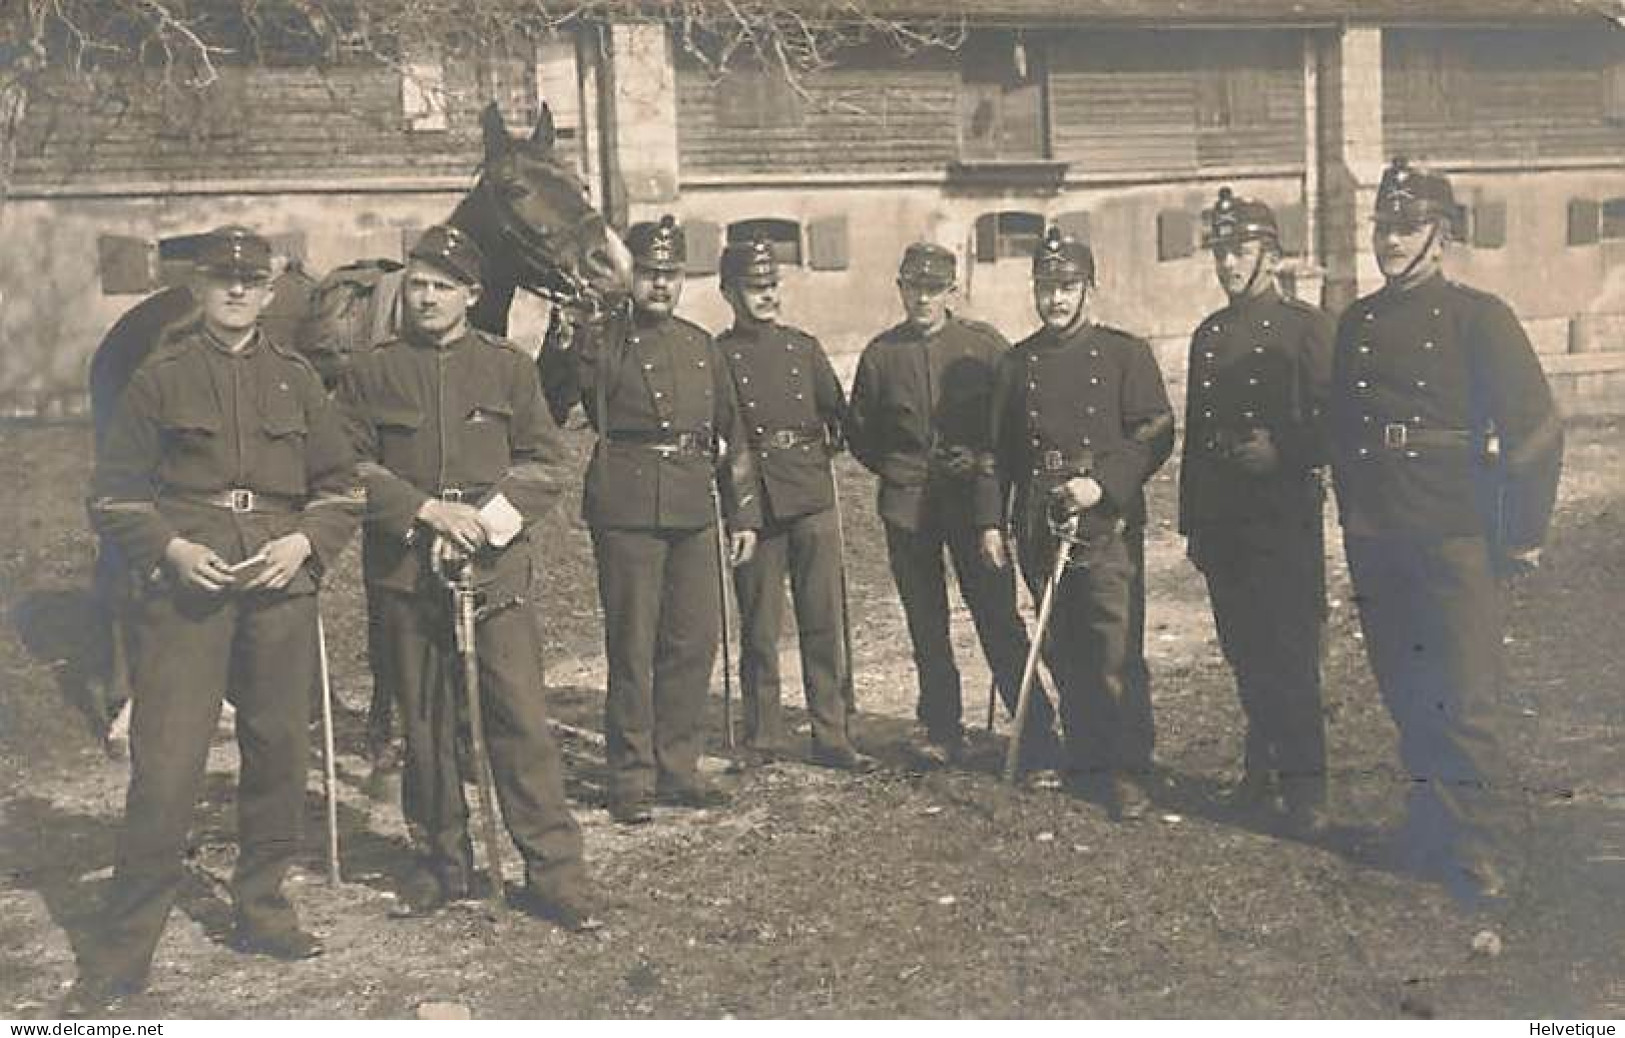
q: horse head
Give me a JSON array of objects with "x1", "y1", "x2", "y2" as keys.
[{"x1": 457, "y1": 101, "x2": 631, "y2": 321}]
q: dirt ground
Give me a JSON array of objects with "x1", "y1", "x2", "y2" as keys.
[{"x1": 1, "y1": 418, "x2": 1622, "y2": 1019}]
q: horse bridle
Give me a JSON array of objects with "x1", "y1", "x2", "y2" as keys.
[{"x1": 481, "y1": 172, "x2": 613, "y2": 318}]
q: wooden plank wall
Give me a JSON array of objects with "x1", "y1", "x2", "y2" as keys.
[
  {"x1": 11, "y1": 59, "x2": 541, "y2": 187},
  {"x1": 1049, "y1": 30, "x2": 1305, "y2": 176},
  {"x1": 674, "y1": 44, "x2": 959, "y2": 175},
  {"x1": 1384, "y1": 28, "x2": 1625, "y2": 163}
]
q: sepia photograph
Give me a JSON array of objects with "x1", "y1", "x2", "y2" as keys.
[{"x1": 0, "y1": 0, "x2": 1621, "y2": 1022}]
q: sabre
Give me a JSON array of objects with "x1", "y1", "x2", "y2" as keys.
[
  {"x1": 710, "y1": 479, "x2": 738, "y2": 750},
  {"x1": 830, "y1": 462, "x2": 858, "y2": 729},
  {"x1": 448, "y1": 560, "x2": 508, "y2": 916},
  {"x1": 1003, "y1": 513, "x2": 1080, "y2": 784},
  {"x1": 315, "y1": 611, "x2": 341, "y2": 886}
]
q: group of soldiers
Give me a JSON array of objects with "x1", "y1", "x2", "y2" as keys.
[{"x1": 65, "y1": 156, "x2": 1563, "y2": 1015}]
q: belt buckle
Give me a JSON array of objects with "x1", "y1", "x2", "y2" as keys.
[
  {"x1": 1041, "y1": 449, "x2": 1065, "y2": 473},
  {"x1": 228, "y1": 488, "x2": 255, "y2": 513},
  {"x1": 1383, "y1": 423, "x2": 1408, "y2": 449},
  {"x1": 651, "y1": 442, "x2": 680, "y2": 458},
  {"x1": 441, "y1": 488, "x2": 464, "y2": 503},
  {"x1": 770, "y1": 429, "x2": 796, "y2": 450}
]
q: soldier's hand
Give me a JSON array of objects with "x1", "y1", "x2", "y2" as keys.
[
  {"x1": 164, "y1": 537, "x2": 234, "y2": 592},
  {"x1": 1501, "y1": 546, "x2": 1542, "y2": 579},
  {"x1": 1053, "y1": 476, "x2": 1104, "y2": 516},
  {"x1": 241, "y1": 533, "x2": 312, "y2": 591},
  {"x1": 1229, "y1": 428, "x2": 1279, "y2": 475},
  {"x1": 729, "y1": 529, "x2": 757, "y2": 567},
  {"x1": 417, "y1": 499, "x2": 489, "y2": 554},
  {"x1": 979, "y1": 528, "x2": 1008, "y2": 569}
]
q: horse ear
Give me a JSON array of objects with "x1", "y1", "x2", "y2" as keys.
[
  {"x1": 531, "y1": 102, "x2": 556, "y2": 151},
  {"x1": 481, "y1": 101, "x2": 512, "y2": 161}
]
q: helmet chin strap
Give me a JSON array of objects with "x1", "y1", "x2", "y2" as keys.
[
  {"x1": 1389, "y1": 220, "x2": 1441, "y2": 287},
  {"x1": 1239, "y1": 245, "x2": 1266, "y2": 299}
]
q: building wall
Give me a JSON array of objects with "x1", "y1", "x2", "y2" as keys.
[
  {"x1": 0, "y1": 189, "x2": 471, "y2": 410},
  {"x1": 659, "y1": 173, "x2": 1306, "y2": 381}
]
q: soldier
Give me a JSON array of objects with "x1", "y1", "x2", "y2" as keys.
[
  {"x1": 715, "y1": 239, "x2": 873, "y2": 771},
  {"x1": 70, "y1": 226, "x2": 359, "y2": 1015},
  {"x1": 847, "y1": 242, "x2": 1063, "y2": 772},
  {"x1": 984, "y1": 228, "x2": 1174, "y2": 818},
  {"x1": 1331, "y1": 158, "x2": 1563, "y2": 902},
  {"x1": 1180, "y1": 189, "x2": 1333, "y2": 831},
  {"x1": 541, "y1": 214, "x2": 761, "y2": 825},
  {"x1": 338, "y1": 225, "x2": 596, "y2": 926}
]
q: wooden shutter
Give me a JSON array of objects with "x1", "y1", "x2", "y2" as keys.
[
  {"x1": 98, "y1": 235, "x2": 157, "y2": 295},
  {"x1": 807, "y1": 216, "x2": 849, "y2": 271},
  {"x1": 1157, "y1": 210, "x2": 1195, "y2": 261},
  {"x1": 685, "y1": 219, "x2": 721, "y2": 276},
  {"x1": 1568, "y1": 199, "x2": 1600, "y2": 246}
]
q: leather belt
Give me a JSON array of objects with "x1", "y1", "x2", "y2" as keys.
[
  {"x1": 171, "y1": 488, "x2": 302, "y2": 514},
  {"x1": 1374, "y1": 423, "x2": 1472, "y2": 451},
  {"x1": 436, "y1": 486, "x2": 491, "y2": 503},
  {"x1": 606, "y1": 428, "x2": 715, "y2": 457},
  {"x1": 756, "y1": 427, "x2": 824, "y2": 451},
  {"x1": 1031, "y1": 447, "x2": 1094, "y2": 477}
]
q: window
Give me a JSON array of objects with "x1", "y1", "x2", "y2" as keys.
[
  {"x1": 973, "y1": 211, "x2": 1045, "y2": 263},
  {"x1": 1602, "y1": 198, "x2": 1625, "y2": 241},
  {"x1": 727, "y1": 218, "x2": 803, "y2": 266},
  {"x1": 959, "y1": 31, "x2": 1046, "y2": 161}
]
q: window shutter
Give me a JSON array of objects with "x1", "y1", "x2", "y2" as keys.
[
  {"x1": 808, "y1": 216, "x2": 849, "y2": 271},
  {"x1": 973, "y1": 214, "x2": 998, "y2": 263},
  {"x1": 685, "y1": 219, "x2": 721, "y2": 276},
  {"x1": 98, "y1": 236, "x2": 157, "y2": 295},
  {"x1": 1568, "y1": 199, "x2": 1600, "y2": 246},
  {"x1": 1157, "y1": 210, "x2": 1195, "y2": 261},
  {"x1": 1276, "y1": 204, "x2": 1308, "y2": 257},
  {"x1": 1470, "y1": 200, "x2": 1507, "y2": 250}
]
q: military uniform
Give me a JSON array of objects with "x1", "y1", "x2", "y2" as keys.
[
  {"x1": 986, "y1": 230, "x2": 1174, "y2": 789},
  {"x1": 83, "y1": 228, "x2": 359, "y2": 994},
  {"x1": 1181, "y1": 190, "x2": 1333, "y2": 816},
  {"x1": 339, "y1": 226, "x2": 587, "y2": 905},
  {"x1": 715, "y1": 241, "x2": 856, "y2": 761},
  {"x1": 1331, "y1": 160, "x2": 1564, "y2": 897},
  {"x1": 847, "y1": 243, "x2": 1060, "y2": 764},
  {"x1": 541, "y1": 216, "x2": 762, "y2": 812}
]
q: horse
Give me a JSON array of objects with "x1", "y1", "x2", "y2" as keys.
[
  {"x1": 89, "y1": 100, "x2": 630, "y2": 424},
  {"x1": 83, "y1": 99, "x2": 632, "y2": 750}
]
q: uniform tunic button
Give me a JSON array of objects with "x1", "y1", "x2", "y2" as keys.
[
  {"x1": 1028, "y1": 410, "x2": 1039, "y2": 418},
  {"x1": 1358, "y1": 447, "x2": 1371, "y2": 457},
  {"x1": 793, "y1": 392, "x2": 804, "y2": 400},
  {"x1": 1089, "y1": 350, "x2": 1099, "y2": 359},
  {"x1": 1027, "y1": 354, "x2": 1037, "y2": 364},
  {"x1": 1355, "y1": 380, "x2": 1369, "y2": 390},
  {"x1": 790, "y1": 367, "x2": 800, "y2": 375},
  {"x1": 643, "y1": 362, "x2": 654, "y2": 371},
  {"x1": 1029, "y1": 381, "x2": 1038, "y2": 390},
  {"x1": 1261, "y1": 320, "x2": 1272, "y2": 329},
  {"x1": 1404, "y1": 450, "x2": 1419, "y2": 459},
  {"x1": 1203, "y1": 409, "x2": 1214, "y2": 419},
  {"x1": 733, "y1": 352, "x2": 743, "y2": 361},
  {"x1": 660, "y1": 420, "x2": 672, "y2": 430},
  {"x1": 1431, "y1": 308, "x2": 1442, "y2": 317},
  {"x1": 1201, "y1": 380, "x2": 1213, "y2": 389},
  {"x1": 1085, "y1": 406, "x2": 1097, "y2": 415},
  {"x1": 1423, "y1": 341, "x2": 1436, "y2": 350},
  {"x1": 741, "y1": 376, "x2": 750, "y2": 384},
  {"x1": 1415, "y1": 380, "x2": 1428, "y2": 388},
  {"x1": 1358, "y1": 344, "x2": 1371, "y2": 354},
  {"x1": 653, "y1": 390, "x2": 664, "y2": 399},
  {"x1": 629, "y1": 336, "x2": 640, "y2": 344},
  {"x1": 1363, "y1": 312, "x2": 1374, "y2": 322},
  {"x1": 1089, "y1": 377, "x2": 1100, "y2": 385},
  {"x1": 1247, "y1": 377, "x2": 1259, "y2": 386},
  {"x1": 1363, "y1": 414, "x2": 1374, "y2": 423},
  {"x1": 1082, "y1": 437, "x2": 1092, "y2": 447},
  {"x1": 697, "y1": 360, "x2": 706, "y2": 368},
  {"x1": 756, "y1": 426, "x2": 765, "y2": 435},
  {"x1": 747, "y1": 401, "x2": 756, "y2": 408},
  {"x1": 1253, "y1": 346, "x2": 1265, "y2": 354},
  {"x1": 1242, "y1": 410, "x2": 1255, "y2": 420}
]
